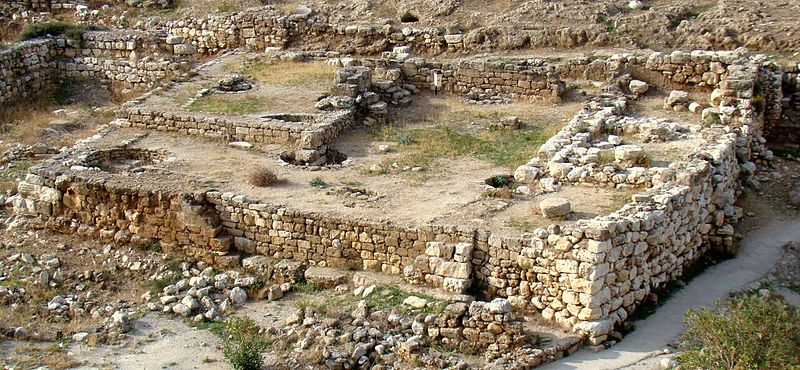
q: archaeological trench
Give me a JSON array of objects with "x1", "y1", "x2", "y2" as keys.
[{"x1": 1, "y1": 1, "x2": 800, "y2": 368}]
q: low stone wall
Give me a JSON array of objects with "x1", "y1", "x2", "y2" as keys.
[
  {"x1": 118, "y1": 108, "x2": 352, "y2": 149},
  {"x1": 206, "y1": 190, "x2": 471, "y2": 276},
  {"x1": 6, "y1": 0, "x2": 85, "y2": 11}
]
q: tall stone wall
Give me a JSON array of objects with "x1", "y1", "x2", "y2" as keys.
[
  {"x1": 0, "y1": 31, "x2": 190, "y2": 110},
  {"x1": 769, "y1": 61, "x2": 800, "y2": 143},
  {"x1": 365, "y1": 57, "x2": 565, "y2": 101},
  {"x1": 13, "y1": 169, "x2": 236, "y2": 266},
  {"x1": 0, "y1": 39, "x2": 58, "y2": 105}
]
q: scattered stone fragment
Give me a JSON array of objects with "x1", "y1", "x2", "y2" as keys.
[
  {"x1": 403, "y1": 296, "x2": 428, "y2": 309},
  {"x1": 629, "y1": 80, "x2": 649, "y2": 94}
]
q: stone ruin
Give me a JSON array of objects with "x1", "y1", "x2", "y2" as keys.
[{"x1": 0, "y1": 2, "x2": 798, "y2": 367}]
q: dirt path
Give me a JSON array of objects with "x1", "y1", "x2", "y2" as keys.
[
  {"x1": 540, "y1": 215, "x2": 800, "y2": 370},
  {"x1": 69, "y1": 314, "x2": 224, "y2": 369}
]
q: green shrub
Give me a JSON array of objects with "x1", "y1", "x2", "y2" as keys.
[
  {"x1": 51, "y1": 84, "x2": 72, "y2": 105},
  {"x1": 222, "y1": 316, "x2": 268, "y2": 370},
  {"x1": 19, "y1": 21, "x2": 104, "y2": 47},
  {"x1": 678, "y1": 294, "x2": 800, "y2": 369},
  {"x1": 396, "y1": 132, "x2": 416, "y2": 145},
  {"x1": 309, "y1": 177, "x2": 328, "y2": 188}
]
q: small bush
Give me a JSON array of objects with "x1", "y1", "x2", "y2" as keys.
[
  {"x1": 486, "y1": 175, "x2": 512, "y2": 188},
  {"x1": 248, "y1": 167, "x2": 279, "y2": 187},
  {"x1": 292, "y1": 280, "x2": 318, "y2": 294},
  {"x1": 222, "y1": 316, "x2": 268, "y2": 370},
  {"x1": 50, "y1": 84, "x2": 72, "y2": 105},
  {"x1": 19, "y1": 21, "x2": 104, "y2": 47},
  {"x1": 396, "y1": 132, "x2": 416, "y2": 145},
  {"x1": 309, "y1": 177, "x2": 327, "y2": 188},
  {"x1": 678, "y1": 294, "x2": 800, "y2": 370}
]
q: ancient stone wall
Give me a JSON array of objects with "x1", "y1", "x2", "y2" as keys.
[
  {"x1": 13, "y1": 169, "x2": 239, "y2": 265},
  {"x1": 365, "y1": 57, "x2": 565, "y2": 101},
  {"x1": 555, "y1": 50, "x2": 742, "y2": 90},
  {"x1": 0, "y1": 31, "x2": 189, "y2": 108},
  {"x1": 0, "y1": 39, "x2": 58, "y2": 105},
  {"x1": 5, "y1": 0, "x2": 85, "y2": 11},
  {"x1": 118, "y1": 107, "x2": 354, "y2": 150},
  {"x1": 53, "y1": 31, "x2": 187, "y2": 90},
  {"x1": 137, "y1": 8, "x2": 609, "y2": 57},
  {"x1": 6, "y1": 48, "x2": 778, "y2": 347},
  {"x1": 770, "y1": 61, "x2": 800, "y2": 143}
]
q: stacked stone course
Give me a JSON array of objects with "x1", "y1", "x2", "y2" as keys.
[
  {"x1": 0, "y1": 39, "x2": 58, "y2": 105},
  {"x1": 364, "y1": 57, "x2": 565, "y2": 101}
]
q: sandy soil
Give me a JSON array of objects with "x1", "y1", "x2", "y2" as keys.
[{"x1": 68, "y1": 314, "x2": 225, "y2": 370}]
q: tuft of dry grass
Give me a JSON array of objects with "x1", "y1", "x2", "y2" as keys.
[
  {"x1": 7, "y1": 343, "x2": 82, "y2": 370},
  {"x1": 0, "y1": 85, "x2": 115, "y2": 152},
  {"x1": 0, "y1": 97, "x2": 57, "y2": 146},
  {"x1": 243, "y1": 61, "x2": 337, "y2": 89},
  {"x1": 483, "y1": 187, "x2": 513, "y2": 199},
  {"x1": 249, "y1": 167, "x2": 279, "y2": 187},
  {"x1": 632, "y1": 94, "x2": 704, "y2": 123},
  {"x1": 189, "y1": 95, "x2": 273, "y2": 115},
  {"x1": 112, "y1": 87, "x2": 147, "y2": 104}
]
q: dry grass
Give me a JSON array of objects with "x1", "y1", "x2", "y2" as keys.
[
  {"x1": 6, "y1": 343, "x2": 82, "y2": 369},
  {"x1": 597, "y1": 189, "x2": 637, "y2": 214},
  {"x1": 0, "y1": 97, "x2": 58, "y2": 146},
  {"x1": 243, "y1": 61, "x2": 337, "y2": 89},
  {"x1": 112, "y1": 87, "x2": 147, "y2": 104},
  {"x1": 375, "y1": 94, "x2": 577, "y2": 170},
  {"x1": 249, "y1": 167, "x2": 279, "y2": 187},
  {"x1": 0, "y1": 85, "x2": 115, "y2": 152},
  {"x1": 0, "y1": 160, "x2": 34, "y2": 194},
  {"x1": 189, "y1": 95, "x2": 275, "y2": 115}
]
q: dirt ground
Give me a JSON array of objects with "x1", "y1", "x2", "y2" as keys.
[{"x1": 137, "y1": 53, "x2": 335, "y2": 116}]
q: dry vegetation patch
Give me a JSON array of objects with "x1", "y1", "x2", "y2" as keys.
[
  {"x1": 185, "y1": 60, "x2": 336, "y2": 115},
  {"x1": 248, "y1": 167, "x2": 280, "y2": 187},
  {"x1": 374, "y1": 95, "x2": 577, "y2": 170},
  {"x1": 243, "y1": 61, "x2": 337, "y2": 89},
  {"x1": 632, "y1": 92, "x2": 706, "y2": 123},
  {"x1": 0, "y1": 86, "x2": 115, "y2": 151}
]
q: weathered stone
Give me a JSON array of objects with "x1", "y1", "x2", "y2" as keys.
[
  {"x1": 403, "y1": 296, "x2": 428, "y2": 308},
  {"x1": 539, "y1": 198, "x2": 572, "y2": 219},
  {"x1": 629, "y1": 80, "x2": 649, "y2": 94},
  {"x1": 304, "y1": 266, "x2": 349, "y2": 289}
]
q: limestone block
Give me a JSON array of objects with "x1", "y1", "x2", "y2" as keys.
[
  {"x1": 614, "y1": 145, "x2": 645, "y2": 163},
  {"x1": 539, "y1": 197, "x2": 572, "y2": 219},
  {"x1": 304, "y1": 266, "x2": 350, "y2": 289},
  {"x1": 514, "y1": 165, "x2": 540, "y2": 183},
  {"x1": 628, "y1": 80, "x2": 649, "y2": 94},
  {"x1": 173, "y1": 43, "x2": 197, "y2": 55}
]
